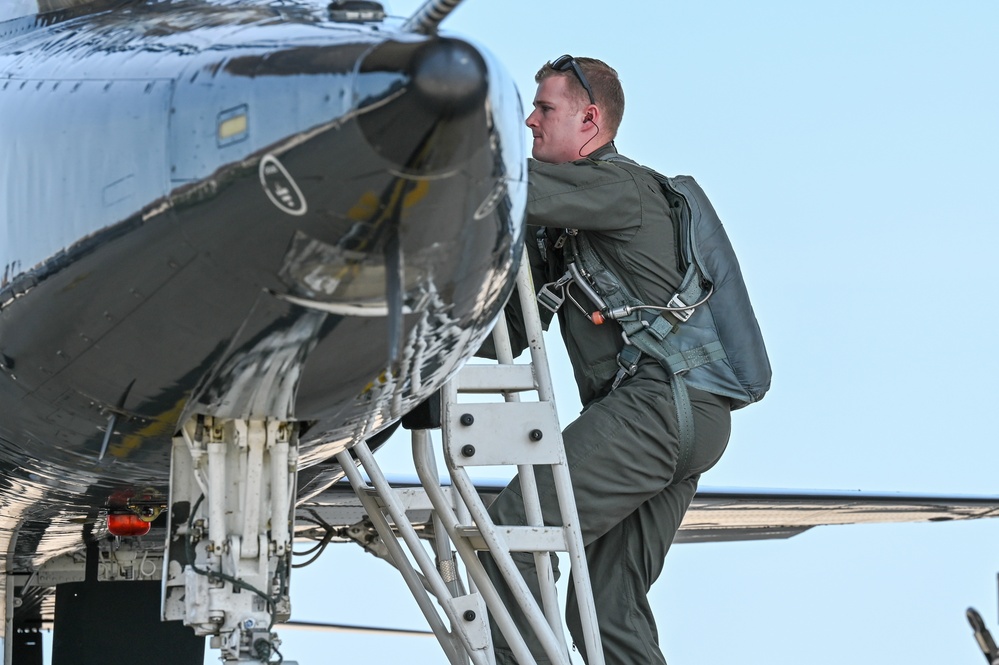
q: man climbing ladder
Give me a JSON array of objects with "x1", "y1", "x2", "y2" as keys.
[{"x1": 478, "y1": 54, "x2": 770, "y2": 664}]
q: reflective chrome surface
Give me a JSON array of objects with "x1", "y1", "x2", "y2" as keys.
[{"x1": 0, "y1": 0, "x2": 526, "y2": 633}]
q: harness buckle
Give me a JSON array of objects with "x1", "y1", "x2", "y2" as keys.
[
  {"x1": 537, "y1": 272, "x2": 574, "y2": 314},
  {"x1": 611, "y1": 343, "x2": 642, "y2": 390},
  {"x1": 537, "y1": 283, "x2": 565, "y2": 313},
  {"x1": 535, "y1": 228, "x2": 549, "y2": 263},
  {"x1": 616, "y1": 356, "x2": 638, "y2": 377},
  {"x1": 667, "y1": 293, "x2": 695, "y2": 322}
]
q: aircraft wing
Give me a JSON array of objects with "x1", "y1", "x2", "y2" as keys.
[
  {"x1": 298, "y1": 478, "x2": 999, "y2": 546},
  {"x1": 675, "y1": 487, "x2": 999, "y2": 543}
]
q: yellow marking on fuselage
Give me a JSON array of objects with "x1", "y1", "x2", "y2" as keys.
[{"x1": 108, "y1": 395, "x2": 187, "y2": 459}]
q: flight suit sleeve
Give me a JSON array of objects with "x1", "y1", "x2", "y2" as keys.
[{"x1": 527, "y1": 158, "x2": 643, "y2": 235}]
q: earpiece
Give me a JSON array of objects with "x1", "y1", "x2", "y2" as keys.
[{"x1": 578, "y1": 114, "x2": 600, "y2": 157}]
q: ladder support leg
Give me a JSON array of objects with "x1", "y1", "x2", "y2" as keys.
[
  {"x1": 412, "y1": 431, "x2": 544, "y2": 665},
  {"x1": 343, "y1": 246, "x2": 604, "y2": 665},
  {"x1": 351, "y1": 441, "x2": 495, "y2": 665},
  {"x1": 335, "y1": 449, "x2": 470, "y2": 665}
]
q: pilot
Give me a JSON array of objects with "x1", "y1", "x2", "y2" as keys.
[{"x1": 480, "y1": 56, "x2": 734, "y2": 664}]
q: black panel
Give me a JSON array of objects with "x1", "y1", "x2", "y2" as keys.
[
  {"x1": 52, "y1": 580, "x2": 204, "y2": 665},
  {"x1": 401, "y1": 389, "x2": 442, "y2": 430},
  {"x1": 11, "y1": 627, "x2": 43, "y2": 665}
]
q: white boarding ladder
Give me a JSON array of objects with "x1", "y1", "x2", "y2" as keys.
[{"x1": 336, "y1": 254, "x2": 603, "y2": 665}]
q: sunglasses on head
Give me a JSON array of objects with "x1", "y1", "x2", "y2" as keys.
[{"x1": 551, "y1": 54, "x2": 596, "y2": 105}]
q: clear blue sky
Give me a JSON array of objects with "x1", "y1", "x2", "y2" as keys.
[
  {"x1": 47, "y1": 1, "x2": 978, "y2": 663},
  {"x1": 279, "y1": 2, "x2": 999, "y2": 664}
]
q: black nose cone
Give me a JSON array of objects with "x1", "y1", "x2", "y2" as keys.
[
  {"x1": 411, "y1": 38, "x2": 488, "y2": 115},
  {"x1": 355, "y1": 38, "x2": 491, "y2": 174}
]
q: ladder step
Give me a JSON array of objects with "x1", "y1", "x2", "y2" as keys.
[
  {"x1": 455, "y1": 525, "x2": 569, "y2": 552},
  {"x1": 455, "y1": 364, "x2": 538, "y2": 393},
  {"x1": 446, "y1": 401, "x2": 562, "y2": 467}
]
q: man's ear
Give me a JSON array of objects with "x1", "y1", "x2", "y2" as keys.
[{"x1": 581, "y1": 104, "x2": 599, "y2": 126}]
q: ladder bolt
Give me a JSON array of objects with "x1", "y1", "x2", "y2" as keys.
[
  {"x1": 461, "y1": 445, "x2": 476, "y2": 457},
  {"x1": 463, "y1": 610, "x2": 476, "y2": 622},
  {"x1": 529, "y1": 429, "x2": 544, "y2": 441},
  {"x1": 460, "y1": 413, "x2": 475, "y2": 426}
]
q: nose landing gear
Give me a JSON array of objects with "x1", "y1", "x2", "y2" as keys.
[{"x1": 163, "y1": 417, "x2": 299, "y2": 664}]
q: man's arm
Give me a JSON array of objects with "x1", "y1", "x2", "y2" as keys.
[
  {"x1": 475, "y1": 231, "x2": 554, "y2": 360},
  {"x1": 527, "y1": 158, "x2": 643, "y2": 234}
]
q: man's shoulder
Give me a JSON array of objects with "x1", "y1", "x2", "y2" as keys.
[
  {"x1": 589, "y1": 148, "x2": 654, "y2": 174},
  {"x1": 527, "y1": 153, "x2": 636, "y2": 188},
  {"x1": 590, "y1": 153, "x2": 709, "y2": 201},
  {"x1": 585, "y1": 149, "x2": 670, "y2": 187}
]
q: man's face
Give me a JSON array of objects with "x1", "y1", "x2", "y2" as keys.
[{"x1": 525, "y1": 75, "x2": 586, "y2": 164}]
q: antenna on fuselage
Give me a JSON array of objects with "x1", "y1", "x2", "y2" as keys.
[{"x1": 402, "y1": 0, "x2": 464, "y2": 34}]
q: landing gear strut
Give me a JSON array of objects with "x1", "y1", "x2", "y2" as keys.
[{"x1": 163, "y1": 417, "x2": 298, "y2": 663}]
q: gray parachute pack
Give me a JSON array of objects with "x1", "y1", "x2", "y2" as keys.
[{"x1": 567, "y1": 153, "x2": 771, "y2": 413}]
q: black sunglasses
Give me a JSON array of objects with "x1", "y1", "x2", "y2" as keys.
[{"x1": 551, "y1": 54, "x2": 596, "y2": 105}]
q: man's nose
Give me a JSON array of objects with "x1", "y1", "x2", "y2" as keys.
[{"x1": 525, "y1": 109, "x2": 539, "y2": 128}]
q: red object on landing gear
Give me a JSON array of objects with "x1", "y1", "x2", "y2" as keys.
[{"x1": 107, "y1": 513, "x2": 151, "y2": 537}]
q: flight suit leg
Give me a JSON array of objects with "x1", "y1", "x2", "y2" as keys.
[
  {"x1": 564, "y1": 381, "x2": 731, "y2": 664},
  {"x1": 483, "y1": 378, "x2": 730, "y2": 665},
  {"x1": 564, "y1": 474, "x2": 698, "y2": 665}
]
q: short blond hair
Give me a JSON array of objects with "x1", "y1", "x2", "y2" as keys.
[{"x1": 536, "y1": 57, "x2": 625, "y2": 137}]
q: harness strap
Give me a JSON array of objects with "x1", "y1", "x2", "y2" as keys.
[
  {"x1": 567, "y1": 218, "x2": 718, "y2": 470},
  {"x1": 667, "y1": 373, "x2": 696, "y2": 482},
  {"x1": 544, "y1": 154, "x2": 724, "y2": 470},
  {"x1": 614, "y1": 339, "x2": 697, "y2": 480},
  {"x1": 665, "y1": 342, "x2": 727, "y2": 374}
]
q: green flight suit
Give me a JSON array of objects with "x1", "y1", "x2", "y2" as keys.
[{"x1": 482, "y1": 143, "x2": 732, "y2": 665}]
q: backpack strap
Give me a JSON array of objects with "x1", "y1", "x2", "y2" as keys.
[
  {"x1": 568, "y1": 230, "x2": 721, "y2": 479},
  {"x1": 569, "y1": 231, "x2": 724, "y2": 375}
]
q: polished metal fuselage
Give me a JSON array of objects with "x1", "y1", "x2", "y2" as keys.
[{"x1": 0, "y1": 0, "x2": 526, "y2": 614}]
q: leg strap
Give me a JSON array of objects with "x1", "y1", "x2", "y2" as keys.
[{"x1": 668, "y1": 375, "x2": 696, "y2": 482}]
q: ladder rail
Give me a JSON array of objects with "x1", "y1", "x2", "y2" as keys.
[
  {"x1": 441, "y1": 380, "x2": 571, "y2": 665},
  {"x1": 336, "y1": 447, "x2": 471, "y2": 665},
  {"x1": 412, "y1": 429, "x2": 540, "y2": 664},
  {"x1": 423, "y1": 253, "x2": 602, "y2": 664},
  {"x1": 514, "y1": 253, "x2": 555, "y2": 404},
  {"x1": 338, "y1": 247, "x2": 605, "y2": 665},
  {"x1": 489, "y1": 314, "x2": 567, "y2": 651},
  {"x1": 514, "y1": 257, "x2": 605, "y2": 664}
]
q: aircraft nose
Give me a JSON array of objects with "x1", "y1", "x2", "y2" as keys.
[
  {"x1": 410, "y1": 38, "x2": 488, "y2": 115},
  {"x1": 355, "y1": 38, "x2": 490, "y2": 174}
]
